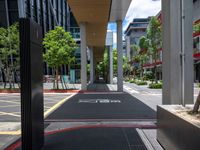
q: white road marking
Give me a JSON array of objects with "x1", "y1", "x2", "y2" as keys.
[
  {"x1": 78, "y1": 99, "x2": 121, "y2": 103},
  {"x1": 0, "y1": 111, "x2": 20, "y2": 117},
  {"x1": 130, "y1": 90, "x2": 140, "y2": 94},
  {"x1": 124, "y1": 85, "x2": 139, "y2": 94}
]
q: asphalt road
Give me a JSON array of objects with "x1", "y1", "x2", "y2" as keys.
[
  {"x1": 124, "y1": 82, "x2": 199, "y2": 111},
  {"x1": 0, "y1": 93, "x2": 72, "y2": 122}
]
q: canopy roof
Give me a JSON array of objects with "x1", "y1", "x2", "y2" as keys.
[{"x1": 68, "y1": 0, "x2": 131, "y2": 60}]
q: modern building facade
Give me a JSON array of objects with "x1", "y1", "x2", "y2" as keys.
[
  {"x1": 124, "y1": 18, "x2": 150, "y2": 60},
  {"x1": 143, "y1": 0, "x2": 200, "y2": 82},
  {"x1": 0, "y1": 0, "x2": 81, "y2": 83}
]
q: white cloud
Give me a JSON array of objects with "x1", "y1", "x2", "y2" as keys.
[
  {"x1": 123, "y1": 0, "x2": 161, "y2": 31},
  {"x1": 109, "y1": 0, "x2": 161, "y2": 48}
]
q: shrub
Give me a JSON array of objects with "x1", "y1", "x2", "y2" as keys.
[
  {"x1": 136, "y1": 81, "x2": 148, "y2": 86},
  {"x1": 125, "y1": 78, "x2": 130, "y2": 82},
  {"x1": 149, "y1": 83, "x2": 162, "y2": 89},
  {"x1": 129, "y1": 79, "x2": 136, "y2": 83},
  {"x1": 143, "y1": 72, "x2": 154, "y2": 81},
  {"x1": 198, "y1": 83, "x2": 200, "y2": 87}
]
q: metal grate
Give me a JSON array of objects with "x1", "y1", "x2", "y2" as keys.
[{"x1": 124, "y1": 128, "x2": 147, "y2": 150}]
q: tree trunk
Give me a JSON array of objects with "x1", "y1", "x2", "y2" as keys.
[
  {"x1": 141, "y1": 63, "x2": 143, "y2": 81},
  {"x1": 154, "y1": 55, "x2": 158, "y2": 83},
  {"x1": 154, "y1": 65, "x2": 157, "y2": 83},
  {"x1": 193, "y1": 92, "x2": 200, "y2": 113},
  {"x1": 52, "y1": 68, "x2": 55, "y2": 89},
  {"x1": 68, "y1": 64, "x2": 70, "y2": 76},
  {"x1": 4, "y1": 67, "x2": 12, "y2": 89},
  {"x1": 55, "y1": 67, "x2": 59, "y2": 89}
]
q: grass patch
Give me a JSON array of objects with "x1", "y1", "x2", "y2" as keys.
[
  {"x1": 129, "y1": 79, "x2": 147, "y2": 86},
  {"x1": 149, "y1": 83, "x2": 162, "y2": 89},
  {"x1": 129, "y1": 79, "x2": 136, "y2": 83}
]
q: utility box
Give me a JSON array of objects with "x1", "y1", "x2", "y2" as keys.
[{"x1": 20, "y1": 18, "x2": 44, "y2": 150}]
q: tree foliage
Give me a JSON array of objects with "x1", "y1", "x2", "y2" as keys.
[
  {"x1": 0, "y1": 23, "x2": 20, "y2": 89},
  {"x1": 139, "y1": 36, "x2": 149, "y2": 51},
  {"x1": 43, "y1": 26, "x2": 77, "y2": 89},
  {"x1": 123, "y1": 56, "x2": 132, "y2": 77},
  {"x1": 112, "y1": 49, "x2": 117, "y2": 75},
  {"x1": 131, "y1": 44, "x2": 148, "y2": 79},
  {"x1": 43, "y1": 26, "x2": 77, "y2": 68},
  {"x1": 194, "y1": 23, "x2": 200, "y2": 33},
  {"x1": 95, "y1": 48, "x2": 119, "y2": 82},
  {"x1": 147, "y1": 17, "x2": 162, "y2": 82}
]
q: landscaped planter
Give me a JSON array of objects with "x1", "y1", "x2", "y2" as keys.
[{"x1": 157, "y1": 105, "x2": 200, "y2": 150}]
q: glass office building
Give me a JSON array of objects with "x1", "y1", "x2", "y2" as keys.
[{"x1": 0, "y1": 0, "x2": 81, "y2": 83}]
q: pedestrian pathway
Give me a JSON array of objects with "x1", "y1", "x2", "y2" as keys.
[
  {"x1": 46, "y1": 92, "x2": 156, "y2": 121},
  {"x1": 4, "y1": 84, "x2": 163, "y2": 150}
]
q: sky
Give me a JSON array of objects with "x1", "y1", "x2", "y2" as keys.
[{"x1": 108, "y1": 0, "x2": 161, "y2": 47}]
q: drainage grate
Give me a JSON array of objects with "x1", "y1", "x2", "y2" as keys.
[
  {"x1": 43, "y1": 127, "x2": 147, "y2": 150},
  {"x1": 10, "y1": 127, "x2": 147, "y2": 150},
  {"x1": 123, "y1": 128, "x2": 147, "y2": 150}
]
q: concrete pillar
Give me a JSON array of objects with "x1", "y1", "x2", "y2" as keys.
[
  {"x1": 90, "y1": 48, "x2": 94, "y2": 84},
  {"x1": 126, "y1": 36, "x2": 131, "y2": 61},
  {"x1": 80, "y1": 23, "x2": 87, "y2": 90},
  {"x1": 181, "y1": 0, "x2": 194, "y2": 105},
  {"x1": 109, "y1": 46, "x2": 113, "y2": 84},
  {"x1": 162, "y1": 0, "x2": 193, "y2": 105},
  {"x1": 117, "y1": 20, "x2": 123, "y2": 92}
]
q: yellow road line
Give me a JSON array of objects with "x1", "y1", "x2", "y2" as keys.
[
  {"x1": 0, "y1": 111, "x2": 20, "y2": 117},
  {"x1": 44, "y1": 93, "x2": 76, "y2": 118},
  {"x1": 0, "y1": 94, "x2": 76, "y2": 135},
  {"x1": 0, "y1": 130, "x2": 21, "y2": 135}
]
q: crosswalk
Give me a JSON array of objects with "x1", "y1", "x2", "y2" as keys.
[
  {"x1": 123, "y1": 85, "x2": 139, "y2": 94},
  {"x1": 124, "y1": 85, "x2": 162, "y2": 97}
]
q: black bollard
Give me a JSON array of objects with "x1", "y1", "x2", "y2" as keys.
[{"x1": 20, "y1": 18, "x2": 44, "y2": 150}]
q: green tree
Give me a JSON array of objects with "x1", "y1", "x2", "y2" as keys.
[
  {"x1": 102, "y1": 49, "x2": 109, "y2": 82},
  {"x1": 113, "y1": 49, "x2": 118, "y2": 75},
  {"x1": 130, "y1": 44, "x2": 139, "y2": 59},
  {"x1": 147, "y1": 17, "x2": 162, "y2": 83},
  {"x1": 139, "y1": 36, "x2": 149, "y2": 52},
  {"x1": 131, "y1": 45, "x2": 140, "y2": 77},
  {"x1": 123, "y1": 56, "x2": 131, "y2": 77},
  {"x1": 138, "y1": 37, "x2": 149, "y2": 79},
  {"x1": 43, "y1": 26, "x2": 77, "y2": 89},
  {"x1": 95, "y1": 49, "x2": 110, "y2": 82},
  {"x1": 194, "y1": 23, "x2": 200, "y2": 33},
  {"x1": 0, "y1": 23, "x2": 19, "y2": 89}
]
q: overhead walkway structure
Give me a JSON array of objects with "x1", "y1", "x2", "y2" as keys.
[{"x1": 67, "y1": 0, "x2": 132, "y2": 92}]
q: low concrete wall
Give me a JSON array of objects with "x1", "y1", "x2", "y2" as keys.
[{"x1": 157, "y1": 105, "x2": 200, "y2": 150}]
